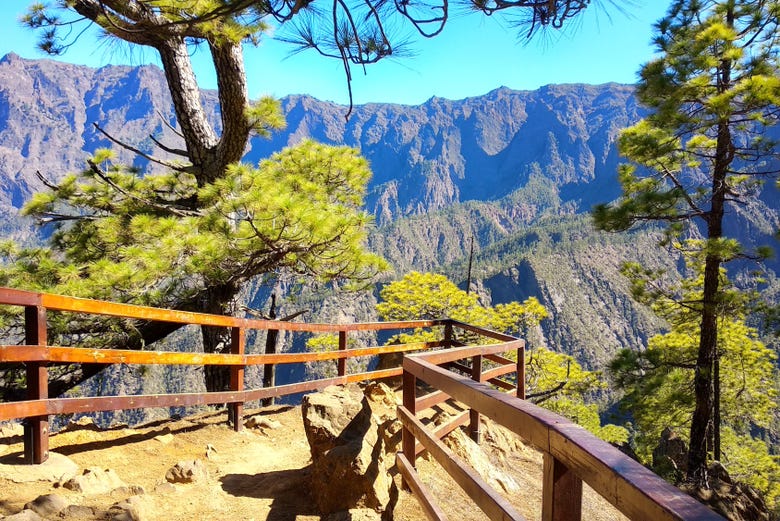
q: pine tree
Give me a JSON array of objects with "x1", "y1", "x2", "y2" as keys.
[
  {"x1": 1, "y1": 0, "x2": 592, "y2": 397},
  {"x1": 368, "y1": 271, "x2": 628, "y2": 443},
  {"x1": 610, "y1": 262, "x2": 779, "y2": 505},
  {"x1": 593, "y1": 0, "x2": 780, "y2": 482}
]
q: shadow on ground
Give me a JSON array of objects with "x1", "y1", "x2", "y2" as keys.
[{"x1": 221, "y1": 466, "x2": 317, "y2": 521}]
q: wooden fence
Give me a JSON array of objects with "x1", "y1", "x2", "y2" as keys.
[
  {"x1": 0, "y1": 287, "x2": 725, "y2": 520},
  {"x1": 397, "y1": 342, "x2": 725, "y2": 521},
  {"x1": 0, "y1": 287, "x2": 481, "y2": 464}
]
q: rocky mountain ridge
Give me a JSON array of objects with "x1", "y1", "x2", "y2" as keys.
[{"x1": 1, "y1": 52, "x2": 777, "y2": 377}]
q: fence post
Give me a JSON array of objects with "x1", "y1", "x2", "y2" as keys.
[
  {"x1": 401, "y1": 369, "x2": 417, "y2": 469},
  {"x1": 469, "y1": 353, "x2": 482, "y2": 443},
  {"x1": 517, "y1": 341, "x2": 525, "y2": 400},
  {"x1": 443, "y1": 321, "x2": 453, "y2": 348},
  {"x1": 24, "y1": 305, "x2": 49, "y2": 464},
  {"x1": 229, "y1": 326, "x2": 245, "y2": 431},
  {"x1": 542, "y1": 452, "x2": 582, "y2": 521},
  {"x1": 337, "y1": 330, "x2": 347, "y2": 377}
]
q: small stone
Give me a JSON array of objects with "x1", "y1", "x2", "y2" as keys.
[
  {"x1": 110, "y1": 485, "x2": 146, "y2": 497},
  {"x1": 165, "y1": 460, "x2": 208, "y2": 484},
  {"x1": 108, "y1": 496, "x2": 145, "y2": 521},
  {"x1": 245, "y1": 416, "x2": 282, "y2": 430},
  {"x1": 63, "y1": 468, "x2": 126, "y2": 495},
  {"x1": 23, "y1": 493, "x2": 68, "y2": 517},
  {"x1": 154, "y1": 482, "x2": 177, "y2": 494},
  {"x1": 62, "y1": 505, "x2": 97, "y2": 517},
  {"x1": 1, "y1": 510, "x2": 44, "y2": 521}
]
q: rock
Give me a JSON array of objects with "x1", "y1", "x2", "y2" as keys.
[
  {"x1": 108, "y1": 496, "x2": 145, "y2": 521},
  {"x1": 302, "y1": 384, "x2": 399, "y2": 515},
  {"x1": 1, "y1": 509, "x2": 44, "y2": 521},
  {"x1": 0, "y1": 452, "x2": 78, "y2": 484},
  {"x1": 153, "y1": 482, "x2": 177, "y2": 495},
  {"x1": 62, "y1": 468, "x2": 127, "y2": 495},
  {"x1": 165, "y1": 459, "x2": 208, "y2": 484},
  {"x1": 110, "y1": 485, "x2": 146, "y2": 497},
  {"x1": 153, "y1": 433, "x2": 175, "y2": 445},
  {"x1": 23, "y1": 493, "x2": 67, "y2": 517},
  {"x1": 681, "y1": 463, "x2": 770, "y2": 521},
  {"x1": 652, "y1": 427, "x2": 688, "y2": 480},
  {"x1": 245, "y1": 416, "x2": 282, "y2": 430},
  {"x1": 61, "y1": 505, "x2": 97, "y2": 517},
  {"x1": 443, "y1": 427, "x2": 520, "y2": 495},
  {"x1": 62, "y1": 416, "x2": 100, "y2": 432}
]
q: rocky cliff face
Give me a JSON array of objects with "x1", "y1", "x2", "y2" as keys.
[{"x1": 1, "y1": 53, "x2": 777, "y2": 373}]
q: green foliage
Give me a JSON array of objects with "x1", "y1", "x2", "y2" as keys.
[
  {"x1": 593, "y1": 0, "x2": 780, "y2": 479},
  {"x1": 376, "y1": 271, "x2": 627, "y2": 443},
  {"x1": 2, "y1": 139, "x2": 387, "y2": 306},
  {"x1": 611, "y1": 267, "x2": 780, "y2": 504}
]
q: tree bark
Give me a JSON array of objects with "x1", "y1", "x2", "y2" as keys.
[
  {"x1": 687, "y1": 17, "x2": 733, "y2": 478},
  {"x1": 200, "y1": 283, "x2": 240, "y2": 394}
]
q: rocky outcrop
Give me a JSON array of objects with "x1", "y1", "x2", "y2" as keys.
[
  {"x1": 301, "y1": 383, "x2": 400, "y2": 517},
  {"x1": 653, "y1": 429, "x2": 770, "y2": 521},
  {"x1": 652, "y1": 427, "x2": 688, "y2": 481},
  {"x1": 62, "y1": 467, "x2": 126, "y2": 495},
  {"x1": 164, "y1": 460, "x2": 208, "y2": 484}
]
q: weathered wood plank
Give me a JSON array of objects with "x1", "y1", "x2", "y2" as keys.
[
  {"x1": 24, "y1": 305, "x2": 48, "y2": 464},
  {"x1": 484, "y1": 353, "x2": 514, "y2": 366},
  {"x1": 396, "y1": 452, "x2": 449, "y2": 521},
  {"x1": 399, "y1": 406, "x2": 526, "y2": 521},
  {"x1": 415, "y1": 390, "x2": 450, "y2": 411},
  {"x1": 413, "y1": 342, "x2": 522, "y2": 367},
  {"x1": 0, "y1": 341, "x2": 447, "y2": 367},
  {"x1": 481, "y1": 364, "x2": 515, "y2": 382},
  {"x1": 2, "y1": 287, "x2": 446, "y2": 333},
  {"x1": 404, "y1": 356, "x2": 558, "y2": 451},
  {"x1": 549, "y1": 424, "x2": 723, "y2": 521},
  {"x1": 0, "y1": 288, "x2": 42, "y2": 307},
  {"x1": 542, "y1": 452, "x2": 583, "y2": 521}
]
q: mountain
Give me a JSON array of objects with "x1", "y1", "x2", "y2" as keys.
[{"x1": 1, "y1": 53, "x2": 777, "y2": 374}]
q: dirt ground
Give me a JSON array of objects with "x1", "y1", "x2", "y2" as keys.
[{"x1": 0, "y1": 399, "x2": 626, "y2": 521}]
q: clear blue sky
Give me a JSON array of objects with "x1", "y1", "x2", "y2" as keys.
[{"x1": 0, "y1": 1, "x2": 668, "y2": 105}]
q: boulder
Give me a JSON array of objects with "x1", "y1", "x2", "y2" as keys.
[
  {"x1": 23, "y1": 494, "x2": 67, "y2": 517},
  {"x1": 165, "y1": 459, "x2": 208, "y2": 484},
  {"x1": 1, "y1": 510, "x2": 44, "y2": 521},
  {"x1": 301, "y1": 383, "x2": 400, "y2": 516},
  {"x1": 682, "y1": 463, "x2": 770, "y2": 521},
  {"x1": 62, "y1": 468, "x2": 126, "y2": 495},
  {"x1": 443, "y1": 426, "x2": 520, "y2": 495},
  {"x1": 652, "y1": 427, "x2": 688, "y2": 480}
]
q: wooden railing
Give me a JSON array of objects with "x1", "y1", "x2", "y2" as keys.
[
  {"x1": 0, "y1": 287, "x2": 726, "y2": 520},
  {"x1": 397, "y1": 340, "x2": 726, "y2": 521},
  {"x1": 0, "y1": 287, "x2": 500, "y2": 464}
]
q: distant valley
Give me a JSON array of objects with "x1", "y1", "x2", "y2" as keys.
[{"x1": 1, "y1": 52, "x2": 778, "y2": 379}]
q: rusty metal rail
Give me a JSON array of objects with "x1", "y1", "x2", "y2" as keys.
[
  {"x1": 398, "y1": 343, "x2": 725, "y2": 521},
  {"x1": 0, "y1": 287, "x2": 505, "y2": 464}
]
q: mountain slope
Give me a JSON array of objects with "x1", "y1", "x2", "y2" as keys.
[{"x1": 1, "y1": 53, "x2": 777, "y2": 376}]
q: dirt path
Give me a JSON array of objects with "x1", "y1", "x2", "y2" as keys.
[{"x1": 0, "y1": 401, "x2": 623, "y2": 521}]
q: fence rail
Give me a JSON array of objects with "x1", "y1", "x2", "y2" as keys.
[
  {"x1": 0, "y1": 287, "x2": 725, "y2": 520},
  {"x1": 398, "y1": 346, "x2": 725, "y2": 521},
  {"x1": 0, "y1": 287, "x2": 492, "y2": 465}
]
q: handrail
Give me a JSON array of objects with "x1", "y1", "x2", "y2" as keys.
[
  {"x1": 0, "y1": 287, "x2": 508, "y2": 465},
  {"x1": 399, "y1": 348, "x2": 725, "y2": 521}
]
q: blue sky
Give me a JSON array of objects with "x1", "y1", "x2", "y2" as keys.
[{"x1": 0, "y1": 1, "x2": 668, "y2": 105}]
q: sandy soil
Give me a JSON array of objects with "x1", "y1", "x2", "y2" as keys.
[{"x1": 0, "y1": 400, "x2": 625, "y2": 521}]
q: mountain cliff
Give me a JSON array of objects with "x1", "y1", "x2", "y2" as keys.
[{"x1": 1, "y1": 53, "x2": 777, "y2": 373}]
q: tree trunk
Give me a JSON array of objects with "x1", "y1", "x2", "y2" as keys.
[
  {"x1": 199, "y1": 283, "x2": 240, "y2": 394},
  {"x1": 687, "y1": 52, "x2": 732, "y2": 482}
]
